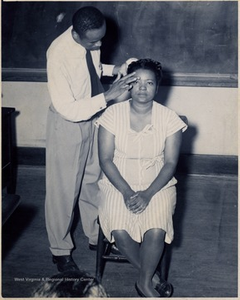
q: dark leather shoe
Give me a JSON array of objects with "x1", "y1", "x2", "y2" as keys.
[
  {"x1": 52, "y1": 255, "x2": 79, "y2": 272},
  {"x1": 89, "y1": 244, "x2": 97, "y2": 251},
  {"x1": 155, "y1": 278, "x2": 173, "y2": 297}
]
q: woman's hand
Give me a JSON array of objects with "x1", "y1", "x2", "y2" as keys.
[
  {"x1": 123, "y1": 190, "x2": 137, "y2": 211},
  {"x1": 127, "y1": 191, "x2": 152, "y2": 214}
]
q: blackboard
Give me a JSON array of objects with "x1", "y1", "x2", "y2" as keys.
[{"x1": 2, "y1": 1, "x2": 238, "y2": 86}]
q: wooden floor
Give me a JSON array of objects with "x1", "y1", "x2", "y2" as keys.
[{"x1": 2, "y1": 165, "x2": 238, "y2": 298}]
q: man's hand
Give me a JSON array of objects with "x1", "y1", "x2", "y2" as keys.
[
  {"x1": 113, "y1": 58, "x2": 138, "y2": 79},
  {"x1": 104, "y1": 72, "x2": 138, "y2": 103}
]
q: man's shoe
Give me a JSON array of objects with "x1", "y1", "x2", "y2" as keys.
[
  {"x1": 52, "y1": 255, "x2": 79, "y2": 272},
  {"x1": 89, "y1": 244, "x2": 97, "y2": 251}
]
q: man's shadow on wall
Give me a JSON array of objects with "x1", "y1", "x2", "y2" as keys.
[{"x1": 101, "y1": 17, "x2": 120, "y2": 66}]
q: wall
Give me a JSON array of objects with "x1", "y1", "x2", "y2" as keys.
[
  {"x1": 2, "y1": 82, "x2": 238, "y2": 156},
  {"x1": 2, "y1": 1, "x2": 237, "y2": 77}
]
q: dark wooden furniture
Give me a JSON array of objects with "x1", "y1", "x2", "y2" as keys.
[{"x1": 2, "y1": 107, "x2": 20, "y2": 225}]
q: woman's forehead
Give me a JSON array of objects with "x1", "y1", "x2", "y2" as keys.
[{"x1": 135, "y1": 68, "x2": 156, "y2": 78}]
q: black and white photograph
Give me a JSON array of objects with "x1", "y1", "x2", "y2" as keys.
[{"x1": 1, "y1": 1, "x2": 238, "y2": 298}]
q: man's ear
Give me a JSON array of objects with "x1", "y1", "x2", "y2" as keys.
[{"x1": 72, "y1": 29, "x2": 81, "y2": 44}]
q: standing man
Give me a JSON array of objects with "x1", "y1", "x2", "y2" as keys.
[{"x1": 45, "y1": 6, "x2": 137, "y2": 272}]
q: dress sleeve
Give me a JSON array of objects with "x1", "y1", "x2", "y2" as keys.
[
  {"x1": 95, "y1": 105, "x2": 116, "y2": 135},
  {"x1": 166, "y1": 110, "x2": 188, "y2": 137}
]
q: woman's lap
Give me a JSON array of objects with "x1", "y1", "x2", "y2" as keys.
[{"x1": 99, "y1": 186, "x2": 176, "y2": 244}]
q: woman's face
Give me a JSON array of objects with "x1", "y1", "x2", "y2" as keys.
[{"x1": 130, "y1": 68, "x2": 158, "y2": 104}]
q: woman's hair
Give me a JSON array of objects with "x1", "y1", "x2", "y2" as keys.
[
  {"x1": 127, "y1": 58, "x2": 163, "y2": 84},
  {"x1": 32, "y1": 270, "x2": 108, "y2": 298},
  {"x1": 72, "y1": 6, "x2": 105, "y2": 37}
]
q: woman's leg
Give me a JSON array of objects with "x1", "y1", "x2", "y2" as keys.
[
  {"x1": 138, "y1": 228, "x2": 165, "y2": 296},
  {"x1": 112, "y1": 230, "x2": 141, "y2": 269},
  {"x1": 112, "y1": 229, "x2": 165, "y2": 297}
]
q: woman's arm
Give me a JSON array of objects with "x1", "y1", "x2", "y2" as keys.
[
  {"x1": 146, "y1": 129, "x2": 182, "y2": 197},
  {"x1": 98, "y1": 126, "x2": 136, "y2": 206},
  {"x1": 129, "y1": 129, "x2": 182, "y2": 214}
]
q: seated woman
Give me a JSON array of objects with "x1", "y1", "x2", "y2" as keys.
[{"x1": 97, "y1": 58, "x2": 187, "y2": 297}]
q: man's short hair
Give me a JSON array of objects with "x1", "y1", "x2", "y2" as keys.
[{"x1": 72, "y1": 6, "x2": 105, "y2": 37}]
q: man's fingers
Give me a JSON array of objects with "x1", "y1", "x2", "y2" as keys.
[
  {"x1": 122, "y1": 71, "x2": 136, "y2": 79},
  {"x1": 120, "y1": 72, "x2": 138, "y2": 83}
]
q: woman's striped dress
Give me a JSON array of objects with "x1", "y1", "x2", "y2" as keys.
[{"x1": 97, "y1": 100, "x2": 187, "y2": 244}]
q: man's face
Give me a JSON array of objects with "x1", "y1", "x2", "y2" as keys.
[{"x1": 78, "y1": 22, "x2": 106, "y2": 50}]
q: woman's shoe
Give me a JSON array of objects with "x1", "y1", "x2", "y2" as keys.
[
  {"x1": 154, "y1": 278, "x2": 173, "y2": 297},
  {"x1": 135, "y1": 283, "x2": 146, "y2": 297}
]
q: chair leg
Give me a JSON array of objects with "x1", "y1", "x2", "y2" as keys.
[{"x1": 95, "y1": 225, "x2": 107, "y2": 282}]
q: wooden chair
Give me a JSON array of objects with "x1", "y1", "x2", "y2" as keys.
[{"x1": 95, "y1": 222, "x2": 170, "y2": 283}]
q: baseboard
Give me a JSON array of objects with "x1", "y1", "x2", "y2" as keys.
[
  {"x1": 177, "y1": 154, "x2": 238, "y2": 176},
  {"x1": 15, "y1": 147, "x2": 46, "y2": 166},
  {"x1": 15, "y1": 147, "x2": 238, "y2": 176}
]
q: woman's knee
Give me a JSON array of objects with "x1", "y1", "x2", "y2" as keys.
[
  {"x1": 144, "y1": 228, "x2": 166, "y2": 242},
  {"x1": 112, "y1": 229, "x2": 130, "y2": 241}
]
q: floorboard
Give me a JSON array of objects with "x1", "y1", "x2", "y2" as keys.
[{"x1": 1, "y1": 166, "x2": 238, "y2": 298}]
